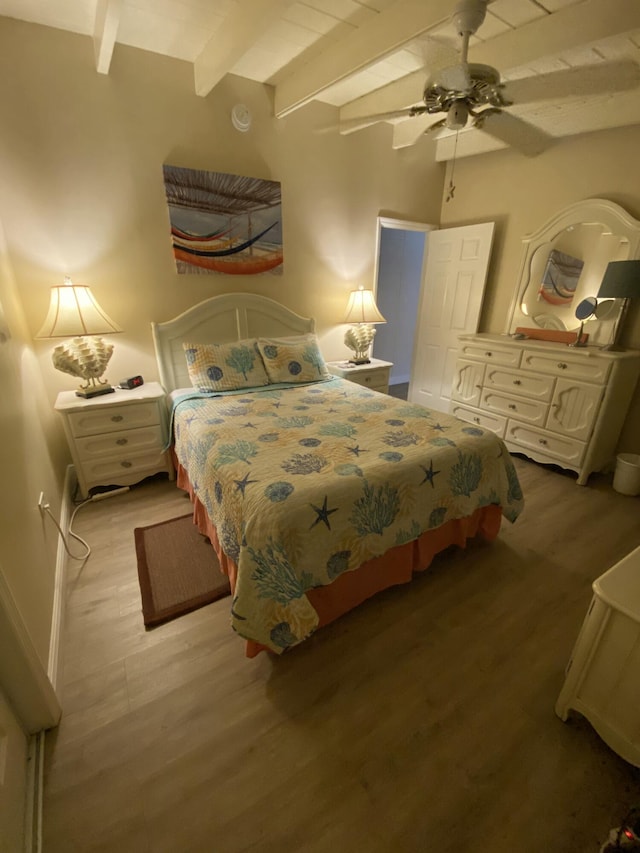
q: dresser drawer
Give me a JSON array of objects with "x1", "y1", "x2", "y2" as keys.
[
  {"x1": 73, "y1": 425, "x2": 165, "y2": 461},
  {"x1": 68, "y1": 402, "x2": 161, "y2": 437},
  {"x1": 522, "y1": 350, "x2": 611, "y2": 384},
  {"x1": 450, "y1": 403, "x2": 506, "y2": 437},
  {"x1": 485, "y1": 367, "x2": 554, "y2": 402},
  {"x1": 480, "y1": 389, "x2": 547, "y2": 427},
  {"x1": 458, "y1": 342, "x2": 521, "y2": 368},
  {"x1": 506, "y1": 422, "x2": 585, "y2": 466}
]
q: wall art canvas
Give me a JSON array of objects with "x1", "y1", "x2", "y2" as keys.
[{"x1": 163, "y1": 165, "x2": 283, "y2": 275}]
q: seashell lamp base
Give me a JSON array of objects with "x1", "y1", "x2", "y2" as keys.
[
  {"x1": 51, "y1": 336, "x2": 116, "y2": 397},
  {"x1": 344, "y1": 323, "x2": 376, "y2": 364}
]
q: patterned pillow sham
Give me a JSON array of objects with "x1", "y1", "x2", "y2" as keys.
[
  {"x1": 183, "y1": 338, "x2": 270, "y2": 392},
  {"x1": 256, "y1": 333, "x2": 330, "y2": 384}
]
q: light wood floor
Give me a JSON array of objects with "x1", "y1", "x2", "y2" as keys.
[{"x1": 43, "y1": 457, "x2": 640, "y2": 853}]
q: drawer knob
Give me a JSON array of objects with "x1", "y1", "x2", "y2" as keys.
[
  {"x1": 120, "y1": 460, "x2": 133, "y2": 468},
  {"x1": 485, "y1": 351, "x2": 493, "y2": 357},
  {"x1": 539, "y1": 438, "x2": 548, "y2": 446},
  {"x1": 473, "y1": 417, "x2": 480, "y2": 424},
  {"x1": 111, "y1": 415, "x2": 124, "y2": 422},
  {"x1": 557, "y1": 362, "x2": 567, "y2": 370},
  {"x1": 364, "y1": 377, "x2": 371, "y2": 383},
  {"x1": 508, "y1": 404, "x2": 516, "y2": 410},
  {"x1": 116, "y1": 438, "x2": 128, "y2": 445},
  {"x1": 513, "y1": 379, "x2": 521, "y2": 385}
]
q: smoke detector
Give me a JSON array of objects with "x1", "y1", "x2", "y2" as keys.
[{"x1": 231, "y1": 104, "x2": 251, "y2": 132}]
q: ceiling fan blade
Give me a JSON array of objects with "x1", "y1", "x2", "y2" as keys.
[
  {"x1": 476, "y1": 111, "x2": 552, "y2": 157},
  {"x1": 392, "y1": 116, "x2": 446, "y2": 150},
  {"x1": 503, "y1": 60, "x2": 640, "y2": 106}
]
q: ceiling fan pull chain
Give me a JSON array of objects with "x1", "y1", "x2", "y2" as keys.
[{"x1": 446, "y1": 130, "x2": 460, "y2": 202}]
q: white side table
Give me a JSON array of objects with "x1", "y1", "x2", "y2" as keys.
[
  {"x1": 555, "y1": 545, "x2": 640, "y2": 766},
  {"x1": 326, "y1": 358, "x2": 393, "y2": 394},
  {"x1": 54, "y1": 381, "x2": 174, "y2": 498}
]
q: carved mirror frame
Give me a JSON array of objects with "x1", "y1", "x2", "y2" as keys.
[{"x1": 506, "y1": 198, "x2": 640, "y2": 347}]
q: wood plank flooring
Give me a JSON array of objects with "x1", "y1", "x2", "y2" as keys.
[{"x1": 43, "y1": 457, "x2": 640, "y2": 853}]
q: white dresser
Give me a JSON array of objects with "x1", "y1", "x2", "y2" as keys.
[
  {"x1": 450, "y1": 334, "x2": 640, "y2": 485},
  {"x1": 55, "y1": 381, "x2": 174, "y2": 498}
]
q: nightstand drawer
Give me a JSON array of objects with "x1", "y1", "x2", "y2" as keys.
[
  {"x1": 81, "y1": 449, "x2": 170, "y2": 485},
  {"x1": 68, "y1": 402, "x2": 161, "y2": 437},
  {"x1": 73, "y1": 425, "x2": 165, "y2": 461},
  {"x1": 353, "y1": 368, "x2": 389, "y2": 391}
]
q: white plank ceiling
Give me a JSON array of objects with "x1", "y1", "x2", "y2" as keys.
[{"x1": 1, "y1": 0, "x2": 639, "y2": 159}]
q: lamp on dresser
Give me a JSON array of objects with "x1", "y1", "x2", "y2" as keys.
[
  {"x1": 343, "y1": 286, "x2": 386, "y2": 364},
  {"x1": 36, "y1": 276, "x2": 122, "y2": 397},
  {"x1": 597, "y1": 260, "x2": 640, "y2": 352}
]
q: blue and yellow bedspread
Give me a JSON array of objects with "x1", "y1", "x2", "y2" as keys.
[{"x1": 172, "y1": 377, "x2": 524, "y2": 653}]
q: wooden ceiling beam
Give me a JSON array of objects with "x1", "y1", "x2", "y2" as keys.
[
  {"x1": 273, "y1": 0, "x2": 454, "y2": 118},
  {"x1": 94, "y1": 0, "x2": 122, "y2": 75},
  {"x1": 194, "y1": 0, "x2": 296, "y2": 98}
]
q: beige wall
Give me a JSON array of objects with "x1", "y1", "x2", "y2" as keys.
[
  {"x1": 0, "y1": 16, "x2": 445, "y2": 670},
  {"x1": 439, "y1": 124, "x2": 640, "y2": 451},
  {"x1": 0, "y1": 18, "x2": 445, "y2": 406},
  {"x1": 0, "y1": 221, "x2": 63, "y2": 668}
]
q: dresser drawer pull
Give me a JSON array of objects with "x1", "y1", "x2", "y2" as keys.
[
  {"x1": 557, "y1": 362, "x2": 568, "y2": 370},
  {"x1": 116, "y1": 438, "x2": 128, "y2": 446},
  {"x1": 508, "y1": 404, "x2": 516, "y2": 410},
  {"x1": 111, "y1": 415, "x2": 124, "y2": 422},
  {"x1": 364, "y1": 376, "x2": 371, "y2": 383},
  {"x1": 538, "y1": 438, "x2": 548, "y2": 446},
  {"x1": 513, "y1": 379, "x2": 521, "y2": 385},
  {"x1": 485, "y1": 351, "x2": 493, "y2": 357},
  {"x1": 120, "y1": 460, "x2": 133, "y2": 468},
  {"x1": 473, "y1": 417, "x2": 480, "y2": 424}
]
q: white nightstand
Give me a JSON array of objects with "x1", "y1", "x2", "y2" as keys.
[
  {"x1": 54, "y1": 381, "x2": 174, "y2": 498},
  {"x1": 326, "y1": 358, "x2": 393, "y2": 394}
]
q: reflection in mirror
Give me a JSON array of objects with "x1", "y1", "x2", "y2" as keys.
[{"x1": 539, "y1": 250, "x2": 584, "y2": 307}]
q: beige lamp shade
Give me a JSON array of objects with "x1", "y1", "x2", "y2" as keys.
[
  {"x1": 36, "y1": 278, "x2": 122, "y2": 338},
  {"x1": 343, "y1": 288, "x2": 386, "y2": 325},
  {"x1": 36, "y1": 278, "x2": 122, "y2": 398}
]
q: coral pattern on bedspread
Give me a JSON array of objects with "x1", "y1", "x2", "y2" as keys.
[{"x1": 172, "y1": 378, "x2": 524, "y2": 654}]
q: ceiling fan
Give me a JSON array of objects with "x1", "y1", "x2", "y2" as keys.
[{"x1": 338, "y1": 0, "x2": 640, "y2": 157}]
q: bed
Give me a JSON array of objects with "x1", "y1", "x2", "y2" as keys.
[{"x1": 152, "y1": 293, "x2": 524, "y2": 657}]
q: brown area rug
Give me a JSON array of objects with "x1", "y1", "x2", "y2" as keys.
[{"x1": 134, "y1": 514, "x2": 231, "y2": 628}]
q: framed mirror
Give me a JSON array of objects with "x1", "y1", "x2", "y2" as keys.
[{"x1": 506, "y1": 199, "x2": 640, "y2": 346}]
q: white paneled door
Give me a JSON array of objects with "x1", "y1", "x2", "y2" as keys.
[
  {"x1": 408, "y1": 222, "x2": 495, "y2": 413},
  {"x1": 0, "y1": 689, "x2": 29, "y2": 853}
]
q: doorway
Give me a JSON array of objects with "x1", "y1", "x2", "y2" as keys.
[{"x1": 372, "y1": 217, "x2": 435, "y2": 398}]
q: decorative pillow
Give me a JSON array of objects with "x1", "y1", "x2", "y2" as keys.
[
  {"x1": 256, "y1": 334, "x2": 330, "y2": 384},
  {"x1": 183, "y1": 338, "x2": 269, "y2": 392}
]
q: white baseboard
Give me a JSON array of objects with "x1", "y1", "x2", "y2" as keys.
[
  {"x1": 47, "y1": 464, "x2": 76, "y2": 694},
  {"x1": 390, "y1": 373, "x2": 410, "y2": 386}
]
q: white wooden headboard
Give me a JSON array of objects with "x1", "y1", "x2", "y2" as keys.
[{"x1": 151, "y1": 292, "x2": 315, "y2": 392}]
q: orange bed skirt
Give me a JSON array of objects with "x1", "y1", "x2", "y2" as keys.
[{"x1": 175, "y1": 461, "x2": 503, "y2": 657}]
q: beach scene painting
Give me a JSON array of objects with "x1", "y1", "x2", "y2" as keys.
[{"x1": 163, "y1": 165, "x2": 283, "y2": 275}]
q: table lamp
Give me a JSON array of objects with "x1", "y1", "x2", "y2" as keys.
[
  {"x1": 596, "y1": 260, "x2": 640, "y2": 351},
  {"x1": 343, "y1": 287, "x2": 386, "y2": 364},
  {"x1": 36, "y1": 277, "x2": 122, "y2": 397}
]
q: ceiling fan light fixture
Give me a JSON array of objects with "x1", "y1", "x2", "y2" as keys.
[{"x1": 446, "y1": 101, "x2": 469, "y2": 130}]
